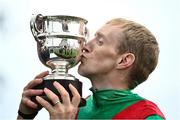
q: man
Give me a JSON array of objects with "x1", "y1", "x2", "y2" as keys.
[{"x1": 17, "y1": 18, "x2": 165, "y2": 119}]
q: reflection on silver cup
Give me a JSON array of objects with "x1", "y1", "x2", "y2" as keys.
[{"x1": 30, "y1": 14, "x2": 89, "y2": 107}]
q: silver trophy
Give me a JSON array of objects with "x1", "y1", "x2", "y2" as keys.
[{"x1": 30, "y1": 14, "x2": 89, "y2": 106}]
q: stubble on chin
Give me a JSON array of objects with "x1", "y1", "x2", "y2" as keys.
[{"x1": 78, "y1": 63, "x2": 89, "y2": 77}]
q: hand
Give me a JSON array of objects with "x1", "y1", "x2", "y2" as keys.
[
  {"x1": 36, "y1": 81, "x2": 81, "y2": 119},
  {"x1": 18, "y1": 71, "x2": 48, "y2": 115}
]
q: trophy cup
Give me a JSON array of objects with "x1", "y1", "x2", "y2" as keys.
[{"x1": 30, "y1": 14, "x2": 89, "y2": 107}]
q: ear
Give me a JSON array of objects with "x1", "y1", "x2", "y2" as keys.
[{"x1": 116, "y1": 53, "x2": 135, "y2": 69}]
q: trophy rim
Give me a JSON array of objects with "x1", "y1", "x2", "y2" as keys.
[{"x1": 43, "y1": 15, "x2": 88, "y2": 24}]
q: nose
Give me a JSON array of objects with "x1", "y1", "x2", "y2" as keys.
[
  {"x1": 82, "y1": 43, "x2": 90, "y2": 53},
  {"x1": 82, "y1": 37, "x2": 95, "y2": 53}
]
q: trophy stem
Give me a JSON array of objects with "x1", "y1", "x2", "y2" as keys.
[
  {"x1": 52, "y1": 62, "x2": 68, "y2": 75},
  {"x1": 48, "y1": 59, "x2": 68, "y2": 74},
  {"x1": 46, "y1": 59, "x2": 75, "y2": 80}
]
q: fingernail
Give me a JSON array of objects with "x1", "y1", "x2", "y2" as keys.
[
  {"x1": 36, "y1": 96, "x2": 40, "y2": 100},
  {"x1": 35, "y1": 78, "x2": 43, "y2": 81},
  {"x1": 44, "y1": 87, "x2": 48, "y2": 92},
  {"x1": 69, "y1": 83, "x2": 73, "y2": 87},
  {"x1": 53, "y1": 81, "x2": 59, "y2": 85}
]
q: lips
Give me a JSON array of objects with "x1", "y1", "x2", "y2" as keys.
[{"x1": 80, "y1": 54, "x2": 86, "y2": 63}]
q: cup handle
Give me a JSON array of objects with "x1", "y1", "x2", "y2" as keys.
[{"x1": 30, "y1": 14, "x2": 44, "y2": 43}]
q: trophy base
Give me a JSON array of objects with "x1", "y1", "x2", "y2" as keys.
[{"x1": 31, "y1": 79, "x2": 86, "y2": 108}]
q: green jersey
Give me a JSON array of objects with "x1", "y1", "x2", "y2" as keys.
[{"x1": 77, "y1": 88, "x2": 165, "y2": 119}]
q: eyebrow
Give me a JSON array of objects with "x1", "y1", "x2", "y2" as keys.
[{"x1": 95, "y1": 32, "x2": 108, "y2": 40}]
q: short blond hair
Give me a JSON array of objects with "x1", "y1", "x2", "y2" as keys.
[{"x1": 107, "y1": 18, "x2": 159, "y2": 89}]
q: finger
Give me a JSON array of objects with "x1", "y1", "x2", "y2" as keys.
[
  {"x1": 69, "y1": 84, "x2": 81, "y2": 107},
  {"x1": 53, "y1": 81, "x2": 71, "y2": 105},
  {"x1": 44, "y1": 88, "x2": 61, "y2": 106},
  {"x1": 23, "y1": 89, "x2": 44, "y2": 97},
  {"x1": 34, "y1": 71, "x2": 49, "y2": 79},
  {"x1": 22, "y1": 97, "x2": 38, "y2": 109},
  {"x1": 36, "y1": 96, "x2": 54, "y2": 112},
  {"x1": 24, "y1": 71, "x2": 49, "y2": 90},
  {"x1": 24, "y1": 78, "x2": 43, "y2": 90}
]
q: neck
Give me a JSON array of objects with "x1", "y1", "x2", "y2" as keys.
[{"x1": 89, "y1": 73, "x2": 129, "y2": 90}]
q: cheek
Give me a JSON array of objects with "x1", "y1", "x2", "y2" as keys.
[
  {"x1": 78, "y1": 57, "x2": 115, "y2": 77},
  {"x1": 95, "y1": 48, "x2": 117, "y2": 65},
  {"x1": 87, "y1": 50, "x2": 116, "y2": 73},
  {"x1": 95, "y1": 57, "x2": 115, "y2": 72},
  {"x1": 78, "y1": 47, "x2": 117, "y2": 76}
]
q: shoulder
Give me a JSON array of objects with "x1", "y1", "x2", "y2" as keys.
[
  {"x1": 136, "y1": 100, "x2": 165, "y2": 119},
  {"x1": 113, "y1": 100, "x2": 165, "y2": 119}
]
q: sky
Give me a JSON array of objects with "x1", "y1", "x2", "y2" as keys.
[{"x1": 0, "y1": 0, "x2": 179, "y2": 119}]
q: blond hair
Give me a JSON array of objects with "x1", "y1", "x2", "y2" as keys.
[{"x1": 107, "y1": 18, "x2": 159, "y2": 89}]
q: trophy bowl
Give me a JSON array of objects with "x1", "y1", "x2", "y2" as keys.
[{"x1": 30, "y1": 14, "x2": 89, "y2": 107}]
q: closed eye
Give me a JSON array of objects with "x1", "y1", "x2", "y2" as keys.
[
  {"x1": 95, "y1": 33, "x2": 104, "y2": 46},
  {"x1": 96, "y1": 38, "x2": 103, "y2": 46}
]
